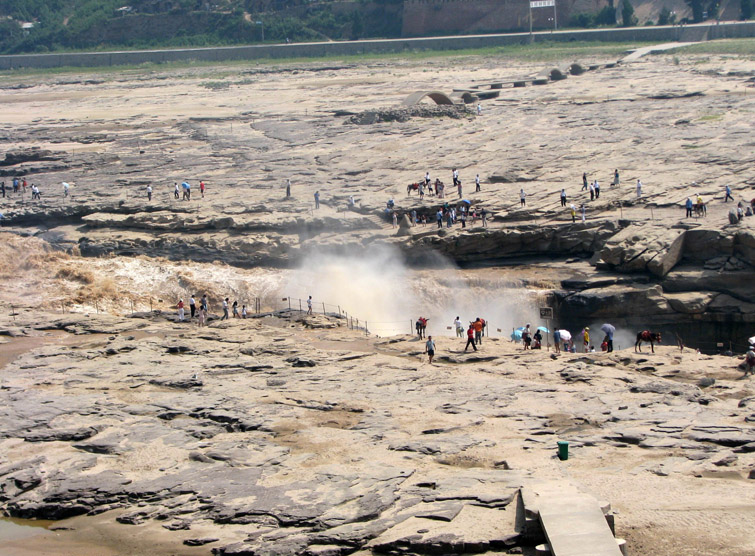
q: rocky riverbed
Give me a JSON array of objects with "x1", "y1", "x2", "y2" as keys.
[
  {"x1": 1, "y1": 308, "x2": 754, "y2": 555},
  {"x1": 0, "y1": 43, "x2": 754, "y2": 554}
]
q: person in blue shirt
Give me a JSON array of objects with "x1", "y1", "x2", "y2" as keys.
[
  {"x1": 685, "y1": 197, "x2": 693, "y2": 218},
  {"x1": 724, "y1": 185, "x2": 733, "y2": 202}
]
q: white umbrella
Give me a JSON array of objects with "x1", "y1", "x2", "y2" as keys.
[
  {"x1": 558, "y1": 330, "x2": 572, "y2": 342},
  {"x1": 749, "y1": 336, "x2": 755, "y2": 346}
]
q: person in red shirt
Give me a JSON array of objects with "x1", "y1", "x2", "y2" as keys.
[
  {"x1": 465, "y1": 324, "x2": 477, "y2": 352},
  {"x1": 200, "y1": 181, "x2": 205, "y2": 198}
]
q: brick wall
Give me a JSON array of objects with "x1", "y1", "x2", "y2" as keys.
[{"x1": 402, "y1": 0, "x2": 602, "y2": 36}]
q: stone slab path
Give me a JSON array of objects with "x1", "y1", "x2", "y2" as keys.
[
  {"x1": 523, "y1": 481, "x2": 622, "y2": 556},
  {"x1": 621, "y1": 42, "x2": 699, "y2": 62}
]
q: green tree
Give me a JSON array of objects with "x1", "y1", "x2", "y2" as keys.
[
  {"x1": 685, "y1": 0, "x2": 704, "y2": 22},
  {"x1": 621, "y1": 0, "x2": 638, "y2": 25},
  {"x1": 657, "y1": 6, "x2": 672, "y2": 24},
  {"x1": 742, "y1": 0, "x2": 753, "y2": 19},
  {"x1": 595, "y1": 5, "x2": 617, "y2": 25}
]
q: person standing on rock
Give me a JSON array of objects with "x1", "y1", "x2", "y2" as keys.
[
  {"x1": 425, "y1": 335, "x2": 436, "y2": 364},
  {"x1": 582, "y1": 172, "x2": 588, "y2": 191},
  {"x1": 481, "y1": 207, "x2": 487, "y2": 228},
  {"x1": 232, "y1": 300, "x2": 239, "y2": 318},
  {"x1": 307, "y1": 295, "x2": 313, "y2": 315},
  {"x1": 174, "y1": 182, "x2": 180, "y2": 199},
  {"x1": 570, "y1": 204, "x2": 577, "y2": 223},
  {"x1": 221, "y1": 297, "x2": 229, "y2": 321},
  {"x1": 685, "y1": 197, "x2": 694, "y2": 218},
  {"x1": 63, "y1": 182, "x2": 69, "y2": 197},
  {"x1": 560, "y1": 189, "x2": 567, "y2": 207},
  {"x1": 553, "y1": 329, "x2": 561, "y2": 354},
  {"x1": 594, "y1": 180, "x2": 600, "y2": 199},
  {"x1": 454, "y1": 316, "x2": 464, "y2": 338},
  {"x1": 581, "y1": 204, "x2": 586, "y2": 223},
  {"x1": 457, "y1": 181, "x2": 462, "y2": 199},
  {"x1": 146, "y1": 184, "x2": 153, "y2": 201},
  {"x1": 476, "y1": 103, "x2": 482, "y2": 116},
  {"x1": 286, "y1": 179, "x2": 291, "y2": 198},
  {"x1": 582, "y1": 327, "x2": 590, "y2": 352},
  {"x1": 520, "y1": 188, "x2": 526, "y2": 207},
  {"x1": 436, "y1": 209, "x2": 443, "y2": 229},
  {"x1": 177, "y1": 299, "x2": 185, "y2": 321},
  {"x1": 589, "y1": 181, "x2": 595, "y2": 201},
  {"x1": 464, "y1": 324, "x2": 477, "y2": 352},
  {"x1": 392, "y1": 211, "x2": 398, "y2": 228},
  {"x1": 419, "y1": 181, "x2": 425, "y2": 200},
  {"x1": 242, "y1": 305, "x2": 247, "y2": 318},
  {"x1": 201, "y1": 294, "x2": 208, "y2": 314},
  {"x1": 425, "y1": 172, "x2": 431, "y2": 187},
  {"x1": 197, "y1": 306, "x2": 206, "y2": 327},
  {"x1": 613, "y1": 169, "x2": 620, "y2": 186},
  {"x1": 314, "y1": 191, "x2": 320, "y2": 209},
  {"x1": 636, "y1": 179, "x2": 642, "y2": 198},
  {"x1": 724, "y1": 185, "x2": 734, "y2": 203},
  {"x1": 744, "y1": 347, "x2": 755, "y2": 376},
  {"x1": 12, "y1": 177, "x2": 18, "y2": 194},
  {"x1": 189, "y1": 295, "x2": 196, "y2": 319},
  {"x1": 475, "y1": 174, "x2": 481, "y2": 192},
  {"x1": 446, "y1": 210, "x2": 453, "y2": 228},
  {"x1": 182, "y1": 181, "x2": 191, "y2": 201},
  {"x1": 452, "y1": 168, "x2": 459, "y2": 186},
  {"x1": 0, "y1": 182, "x2": 4, "y2": 198},
  {"x1": 200, "y1": 181, "x2": 206, "y2": 198},
  {"x1": 474, "y1": 318, "x2": 483, "y2": 346}
]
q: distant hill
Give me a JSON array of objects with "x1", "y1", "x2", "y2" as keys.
[{"x1": 0, "y1": 0, "x2": 749, "y2": 55}]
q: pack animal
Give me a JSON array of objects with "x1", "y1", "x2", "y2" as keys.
[{"x1": 635, "y1": 331, "x2": 662, "y2": 353}]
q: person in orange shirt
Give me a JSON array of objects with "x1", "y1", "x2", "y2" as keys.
[{"x1": 473, "y1": 318, "x2": 484, "y2": 346}]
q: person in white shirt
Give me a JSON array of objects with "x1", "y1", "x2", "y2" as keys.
[{"x1": 454, "y1": 316, "x2": 464, "y2": 338}]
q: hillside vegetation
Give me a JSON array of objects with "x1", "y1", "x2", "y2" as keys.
[
  {"x1": 0, "y1": 0, "x2": 751, "y2": 55},
  {"x1": 0, "y1": 0, "x2": 403, "y2": 54}
]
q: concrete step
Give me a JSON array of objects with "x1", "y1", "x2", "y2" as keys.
[{"x1": 521, "y1": 481, "x2": 622, "y2": 556}]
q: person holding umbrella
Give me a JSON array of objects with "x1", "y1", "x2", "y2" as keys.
[
  {"x1": 558, "y1": 329, "x2": 573, "y2": 352},
  {"x1": 601, "y1": 323, "x2": 616, "y2": 352}
]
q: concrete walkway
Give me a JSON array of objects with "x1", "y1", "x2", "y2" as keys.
[
  {"x1": 620, "y1": 41, "x2": 698, "y2": 62},
  {"x1": 522, "y1": 481, "x2": 622, "y2": 556}
]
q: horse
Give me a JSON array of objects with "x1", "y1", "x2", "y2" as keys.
[
  {"x1": 407, "y1": 182, "x2": 419, "y2": 195},
  {"x1": 635, "y1": 331, "x2": 662, "y2": 353}
]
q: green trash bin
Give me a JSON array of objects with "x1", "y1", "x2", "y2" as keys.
[{"x1": 557, "y1": 441, "x2": 569, "y2": 461}]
